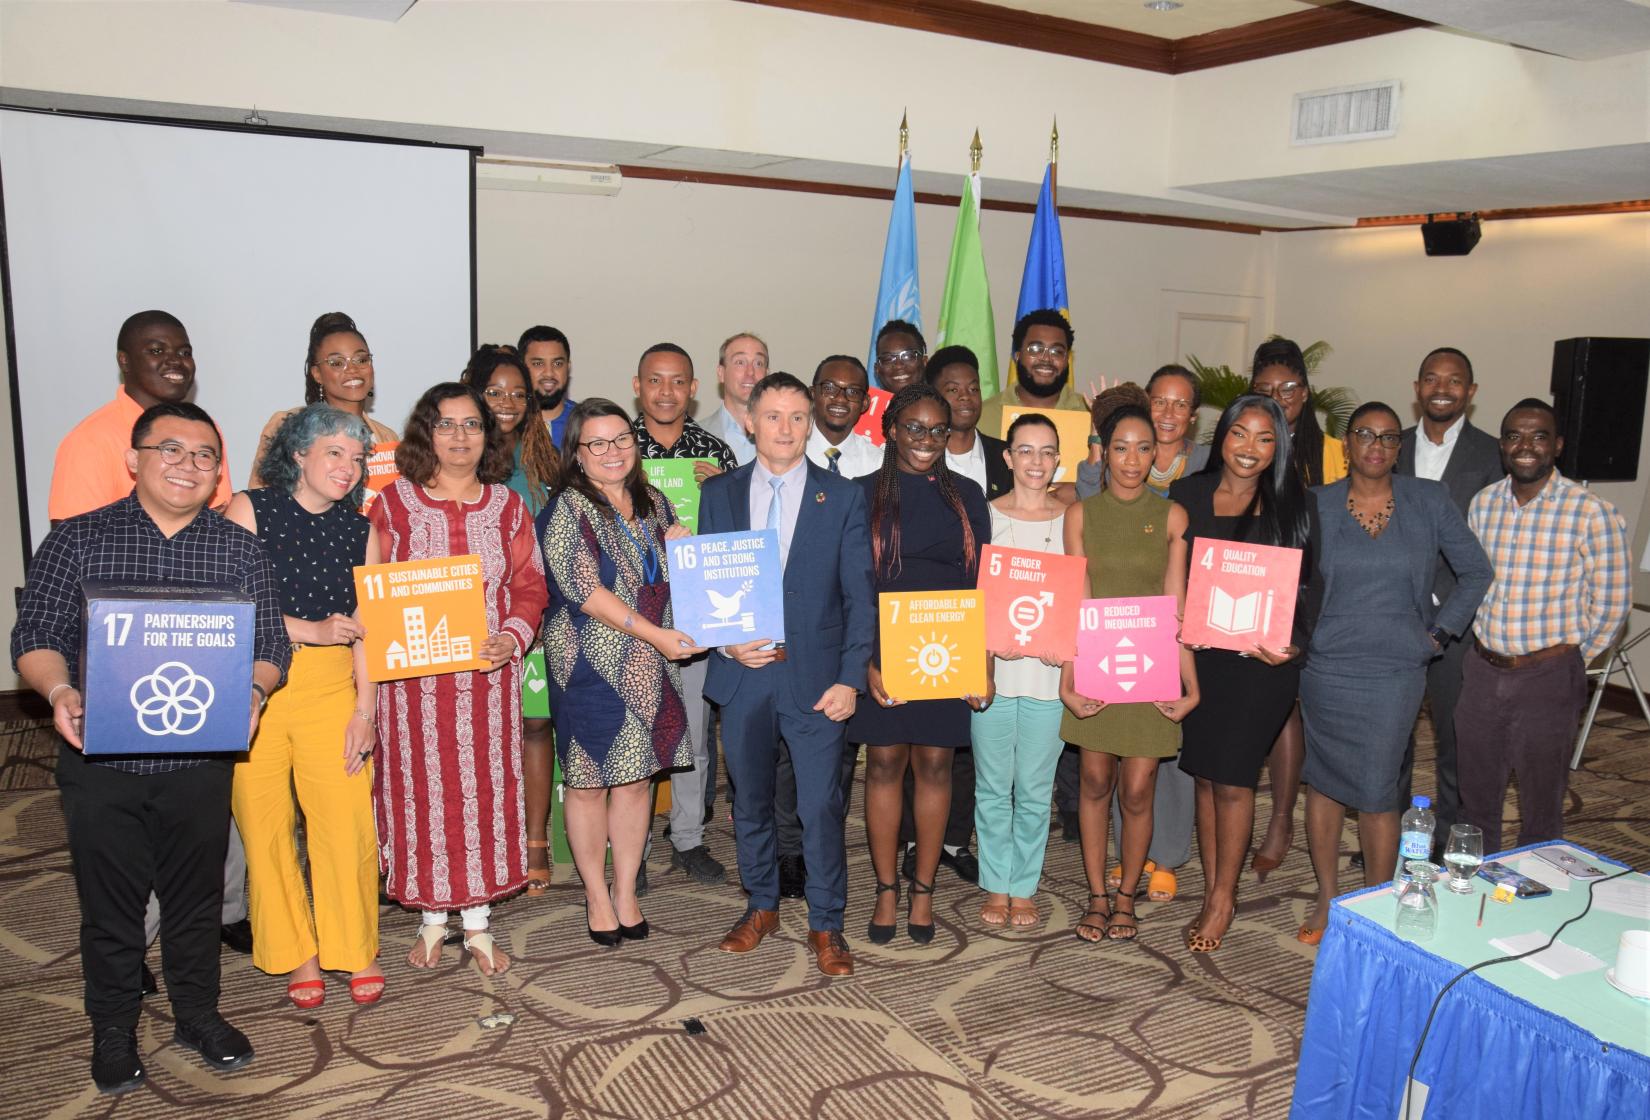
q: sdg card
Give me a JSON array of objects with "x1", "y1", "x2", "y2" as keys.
[
  {"x1": 999, "y1": 406, "x2": 1091, "y2": 482},
  {"x1": 360, "y1": 442, "x2": 400, "y2": 513},
  {"x1": 80, "y1": 582, "x2": 255, "y2": 755},
  {"x1": 853, "y1": 386, "x2": 894, "y2": 447},
  {"x1": 879, "y1": 591, "x2": 987, "y2": 701},
  {"x1": 1075, "y1": 596, "x2": 1182, "y2": 704},
  {"x1": 668, "y1": 530, "x2": 785, "y2": 647},
  {"x1": 1182, "y1": 541, "x2": 1301, "y2": 653},
  {"x1": 643, "y1": 458, "x2": 713, "y2": 533},
  {"x1": 521, "y1": 647, "x2": 551, "y2": 719},
  {"x1": 977, "y1": 544, "x2": 1085, "y2": 662},
  {"x1": 355, "y1": 555, "x2": 490, "y2": 682}
]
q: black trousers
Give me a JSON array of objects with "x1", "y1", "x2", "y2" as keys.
[
  {"x1": 57, "y1": 745, "x2": 232, "y2": 1031},
  {"x1": 899, "y1": 745, "x2": 976, "y2": 850}
]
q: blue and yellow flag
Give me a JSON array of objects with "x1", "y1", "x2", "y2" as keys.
[{"x1": 1011, "y1": 163, "x2": 1070, "y2": 384}]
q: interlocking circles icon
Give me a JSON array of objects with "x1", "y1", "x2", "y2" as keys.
[{"x1": 130, "y1": 661, "x2": 215, "y2": 736}]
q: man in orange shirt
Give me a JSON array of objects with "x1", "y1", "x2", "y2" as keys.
[{"x1": 48, "y1": 311, "x2": 233, "y2": 521}]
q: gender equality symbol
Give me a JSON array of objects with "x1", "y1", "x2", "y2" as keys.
[
  {"x1": 130, "y1": 661, "x2": 216, "y2": 736},
  {"x1": 1008, "y1": 590, "x2": 1054, "y2": 646}
]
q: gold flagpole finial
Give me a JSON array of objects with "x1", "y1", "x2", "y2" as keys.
[
  {"x1": 1050, "y1": 116, "x2": 1059, "y2": 165},
  {"x1": 899, "y1": 110, "x2": 908, "y2": 159},
  {"x1": 969, "y1": 128, "x2": 982, "y2": 173}
]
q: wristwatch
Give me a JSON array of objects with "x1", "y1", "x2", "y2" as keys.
[{"x1": 1427, "y1": 626, "x2": 1451, "y2": 648}]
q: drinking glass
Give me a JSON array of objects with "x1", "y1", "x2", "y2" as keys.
[{"x1": 1443, "y1": 824, "x2": 1484, "y2": 894}]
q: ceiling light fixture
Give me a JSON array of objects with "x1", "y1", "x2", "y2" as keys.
[{"x1": 1145, "y1": 1, "x2": 1183, "y2": 10}]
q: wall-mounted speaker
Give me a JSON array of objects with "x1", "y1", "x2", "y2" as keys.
[
  {"x1": 1422, "y1": 216, "x2": 1481, "y2": 256},
  {"x1": 1550, "y1": 337, "x2": 1648, "y2": 482}
]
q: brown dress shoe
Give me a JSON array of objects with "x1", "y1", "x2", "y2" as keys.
[
  {"x1": 807, "y1": 929, "x2": 854, "y2": 976},
  {"x1": 718, "y1": 909, "x2": 779, "y2": 953}
]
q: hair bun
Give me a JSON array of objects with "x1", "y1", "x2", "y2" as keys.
[{"x1": 1089, "y1": 381, "x2": 1150, "y2": 434}]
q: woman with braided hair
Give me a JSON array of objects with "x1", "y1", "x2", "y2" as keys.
[{"x1": 848, "y1": 384, "x2": 992, "y2": 945}]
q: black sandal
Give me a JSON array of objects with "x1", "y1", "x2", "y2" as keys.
[
  {"x1": 1075, "y1": 891, "x2": 1111, "y2": 943},
  {"x1": 908, "y1": 878, "x2": 935, "y2": 945},
  {"x1": 1106, "y1": 889, "x2": 1140, "y2": 943},
  {"x1": 867, "y1": 880, "x2": 899, "y2": 945}
]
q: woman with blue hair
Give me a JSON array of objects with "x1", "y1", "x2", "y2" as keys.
[{"x1": 224, "y1": 403, "x2": 384, "y2": 1008}]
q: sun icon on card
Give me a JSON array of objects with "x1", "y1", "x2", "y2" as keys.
[{"x1": 906, "y1": 632, "x2": 958, "y2": 688}]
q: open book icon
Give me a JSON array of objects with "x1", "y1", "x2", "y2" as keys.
[{"x1": 1206, "y1": 587, "x2": 1274, "y2": 636}]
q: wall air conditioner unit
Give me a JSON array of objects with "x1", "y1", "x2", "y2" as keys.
[
  {"x1": 476, "y1": 157, "x2": 622, "y2": 196},
  {"x1": 1291, "y1": 80, "x2": 1400, "y2": 145}
]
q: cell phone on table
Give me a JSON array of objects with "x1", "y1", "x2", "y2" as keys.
[
  {"x1": 1529, "y1": 846, "x2": 1606, "y2": 880},
  {"x1": 1476, "y1": 861, "x2": 1553, "y2": 898}
]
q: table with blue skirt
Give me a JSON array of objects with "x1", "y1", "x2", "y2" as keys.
[{"x1": 1291, "y1": 841, "x2": 1650, "y2": 1120}]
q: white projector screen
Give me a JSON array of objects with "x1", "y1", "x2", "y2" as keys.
[{"x1": 0, "y1": 109, "x2": 474, "y2": 555}]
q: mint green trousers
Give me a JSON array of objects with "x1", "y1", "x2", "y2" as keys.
[{"x1": 971, "y1": 697, "x2": 1066, "y2": 898}]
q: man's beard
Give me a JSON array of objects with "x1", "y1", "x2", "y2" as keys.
[
  {"x1": 537, "y1": 386, "x2": 568, "y2": 412},
  {"x1": 1021, "y1": 367, "x2": 1070, "y2": 399}
]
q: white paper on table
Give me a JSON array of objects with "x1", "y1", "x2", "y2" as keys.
[
  {"x1": 1592, "y1": 878, "x2": 1650, "y2": 920},
  {"x1": 1517, "y1": 855, "x2": 1572, "y2": 892},
  {"x1": 1489, "y1": 931, "x2": 1606, "y2": 979}
]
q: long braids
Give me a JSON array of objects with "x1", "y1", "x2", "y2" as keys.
[{"x1": 871, "y1": 384, "x2": 979, "y2": 580}]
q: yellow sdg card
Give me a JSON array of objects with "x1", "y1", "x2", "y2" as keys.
[
  {"x1": 355, "y1": 555, "x2": 490, "y2": 682},
  {"x1": 878, "y1": 590, "x2": 987, "y2": 701}
]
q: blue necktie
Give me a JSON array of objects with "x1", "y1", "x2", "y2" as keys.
[{"x1": 766, "y1": 476, "x2": 784, "y2": 530}]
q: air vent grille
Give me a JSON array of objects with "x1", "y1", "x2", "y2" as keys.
[{"x1": 1291, "y1": 81, "x2": 1399, "y2": 145}]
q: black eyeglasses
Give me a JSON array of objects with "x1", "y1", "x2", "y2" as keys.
[
  {"x1": 815, "y1": 382, "x2": 867, "y2": 402},
  {"x1": 135, "y1": 442, "x2": 221, "y2": 471},
  {"x1": 1349, "y1": 428, "x2": 1402, "y2": 449},
  {"x1": 897, "y1": 421, "x2": 950, "y2": 441},
  {"x1": 580, "y1": 432, "x2": 638, "y2": 454}
]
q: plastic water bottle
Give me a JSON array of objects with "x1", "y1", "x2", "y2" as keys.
[
  {"x1": 1394, "y1": 861, "x2": 1440, "y2": 943},
  {"x1": 1394, "y1": 795, "x2": 1436, "y2": 884}
]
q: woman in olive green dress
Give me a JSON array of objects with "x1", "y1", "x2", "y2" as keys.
[{"x1": 1060, "y1": 385, "x2": 1199, "y2": 943}]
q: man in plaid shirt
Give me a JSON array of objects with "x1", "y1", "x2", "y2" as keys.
[
  {"x1": 1456, "y1": 398, "x2": 1631, "y2": 853},
  {"x1": 12, "y1": 402, "x2": 290, "y2": 1094}
]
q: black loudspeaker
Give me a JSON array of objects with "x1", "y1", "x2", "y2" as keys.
[
  {"x1": 1422, "y1": 217, "x2": 1481, "y2": 256},
  {"x1": 1550, "y1": 337, "x2": 1648, "y2": 482}
]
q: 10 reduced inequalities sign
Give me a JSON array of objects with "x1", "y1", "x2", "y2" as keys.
[
  {"x1": 668, "y1": 530, "x2": 784, "y2": 648},
  {"x1": 1075, "y1": 595, "x2": 1182, "y2": 704}
]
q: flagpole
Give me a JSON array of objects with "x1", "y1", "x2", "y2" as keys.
[
  {"x1": 970, "y1": 128, "x2": 982, "y2": 174},
  {"x1": 899, "y1": 109, "x2": 908, "y2": 160},
  {"x1": 1049, "y1": 116, "x2": 1059, "y2": 204}
]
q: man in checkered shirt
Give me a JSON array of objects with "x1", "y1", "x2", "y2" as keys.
[
  {"x1": 12, "y1": 401, "x2": 290, "y2": 1095},
  {"x1": 1455, "y1": 398, "x2": 1631, "y2": 854}
]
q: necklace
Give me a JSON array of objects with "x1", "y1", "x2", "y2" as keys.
[
  {"x1": 1004, "y1": 506, "x2": 1056, "y2": 550},
  {"x1": 1348, "y1": 492, "x2": 1395, "y2": 538},
  {"x1": 1147, "y1": 448, "x2": 1188, "y2": 491}
]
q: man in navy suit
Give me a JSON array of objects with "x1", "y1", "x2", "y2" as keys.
[
  {"x1": 699, "y1": 372, "x2": 875, "y2": 976},
  {"x1": 1395, "y1": 346, "x2": 1505, "y2": 850}
]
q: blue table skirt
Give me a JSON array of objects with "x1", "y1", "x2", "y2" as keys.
[{"x1": 1290, "y1": 860, "x2": 1650, "y2": 1119}]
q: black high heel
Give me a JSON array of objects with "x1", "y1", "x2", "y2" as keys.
[
  {"x1": 586, "y1": 903, "x2": 622, "y2": 948},
  {"x1": 867, "y1": 880, "x2": 899, "y2": 945},
  {"x1": 618, "y1": 917, "x2": 649, "y2": 941},
  {"x1": 907, "y1": 878, "x2": 935, "y2": 945}
]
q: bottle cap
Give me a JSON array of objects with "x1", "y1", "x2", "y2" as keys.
[{"x1": 1412, "y1": 796, "x2": 1431, "y2": 809}]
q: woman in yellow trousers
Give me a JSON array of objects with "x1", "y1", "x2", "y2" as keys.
[{"x1": 226, "y1": 404, "x2": 383, "y2": 1008}]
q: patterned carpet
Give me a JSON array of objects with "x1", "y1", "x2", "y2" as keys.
[{"x1": 0, "y1": 703, "x2": 1644, "y2": 1119}]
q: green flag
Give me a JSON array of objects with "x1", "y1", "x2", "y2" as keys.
[{"x1": 935, "y1": 171, "x2": 999, "y2": 397}]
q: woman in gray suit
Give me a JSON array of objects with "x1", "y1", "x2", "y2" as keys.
[{"x1": 1296, "y1": 402, "x2": 1492, "y2": 944}]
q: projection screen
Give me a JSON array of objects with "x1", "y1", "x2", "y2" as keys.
[{"x1": 0, "y1": 108, "x2": 475, "y2": 556}]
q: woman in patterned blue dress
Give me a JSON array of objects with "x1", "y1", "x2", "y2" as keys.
[{"x1": 538, "y1": 399, "x2": 702, "y2": 945}]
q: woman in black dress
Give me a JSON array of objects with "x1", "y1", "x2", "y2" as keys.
[
  {"x1": 1170, "y1": 395, "x2": 1315, "y2": 952},
  {"x1": 850, "y1": 385, "x2": 992, "y2": 945}
]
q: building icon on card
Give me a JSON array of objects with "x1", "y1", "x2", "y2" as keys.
[
  {"x1": 385, "y1": 605, "x2": 474, "y2": 670},
  {"x1": 1205, "y1": 587, "x2": 1273, "y2": 637}
]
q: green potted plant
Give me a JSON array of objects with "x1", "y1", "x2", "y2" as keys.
[{"x1": 1186, "y1": 338, "x2": 1357, "y2": 443}]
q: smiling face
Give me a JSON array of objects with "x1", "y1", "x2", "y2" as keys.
[
  {"x1": 1003, "y1": 419, "x2": 1059, "y2": 491},
  {"x1": 295, "y1": 431, "x2": 366, "y2": 506},
  {"x1": 1014, "y1": 323, "x2": 1070, "y2": 396},
  {"x1": 575, "y1": 413, "x2": 638, "y2": 488},
  {"x1": 750, "y1": 386, "x2": 811, "y2": 474},
  {"x1": 873, "y1": 330, "x2": 926, "y2": 394},
  {"x1": 931, "y1": 362, "x2": 982, "y2": 435},
  {"x1": 481, "y1": 363, "x2": 530, "y2": 435},
  {"x1": 309, "y1": 331, "x2": 373, "y2": 407},
  {"x1": 718, "y1": 336, "x2": 769, "y2": 409},
  {"x1": 125, "y1": 416, "x2": 221, "y2": 523},
  {"x1": 524, "y1": 340, "x2": 570, "y2": 407},
  {"x1": 1414, "y1": 351, "x2": 1476, "y2": 427},
  {"x1": 1500, "y1": 408, "x2": 1561, "y2": 488},
  {"x1": 812, "y1": 359, "x2": 868, "y2": 437},
  {"x1": 1148, "y1": 373, "x2": 1197, "y2": 446},
  {"x1": 1250, "y1": 363, "x2": 1308, "y2": 427},
  {"x1": 634, "y1": 350, "x2": 696, "y2": 428},
  {"x1": 432, "y1": 395, "x2": 485, "y2": 478},
  {"x1": 1220, "y1": 406, "x2": 1279, "y2": 481},
  {"x1": 1346, "y1": 409, "x2": 1401, "y2": 481},
  {"x1": 891, "y1": 397, "x2": 950, "y2": 475},
  {"x1": 1105, "y1": 415, "x2": 1156, "y2": 495},
  {"x1": 118, "y1": 323, "x2": 196, "y2": 409}
]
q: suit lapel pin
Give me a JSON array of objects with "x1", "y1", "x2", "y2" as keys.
[{"x1": 815, "y1": 491, "x2": 826, "y2": 503}]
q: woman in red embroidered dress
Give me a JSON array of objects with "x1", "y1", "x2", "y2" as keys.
[{"x1": 368, "y1": 383, "x2": 547, "y2": 977}]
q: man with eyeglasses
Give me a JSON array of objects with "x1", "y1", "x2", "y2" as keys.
[
  {"x1": 698, "y1": 332, "x2": 769, "y2": 466},
  {"x1": 872, "y1": 320, "x2": 928, "y2": 395},
  {"x1": 518, "y1": 325, "x2": 576, "y2": 450},
  {"x1": 806, "y1": 355, "x2": 882, "y2": 478},
  {"x1": 49, "y1": 311, "x2": 234, "y2": 522},
  {"x1": 977, "y1": 309, "x2": 1086, "y2": 442},
  {"x1": 15, "y1": 400, "x2": 290, "y2": 1094},
  {"x1": 628, "y1": 343, "x2": 735, "y2": 886},
  {"x1": 1393, "y1": 347, "x2": 1505, "y2": 852}
]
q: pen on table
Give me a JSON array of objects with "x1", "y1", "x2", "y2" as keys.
[{"x1": 1477, "y1": 894, "x2": 1486, "y2": 928}]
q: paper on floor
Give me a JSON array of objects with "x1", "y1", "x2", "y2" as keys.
[{"x1": 1489, "y1": 931, "x2": 1606, "y2": 979}]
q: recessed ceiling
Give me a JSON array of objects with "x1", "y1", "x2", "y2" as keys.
[{"x1": 985, "y1": 0, "x2": 1327, "y2": 38}]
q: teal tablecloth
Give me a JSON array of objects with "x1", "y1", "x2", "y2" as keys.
[{"x1": 1290, "y1": 841, "x2": 1650, "y2": 1119}]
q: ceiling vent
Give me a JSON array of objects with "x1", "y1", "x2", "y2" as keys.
[{"x1": 1291, "y1": 81, "x2": 1400, "y2": 146}]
